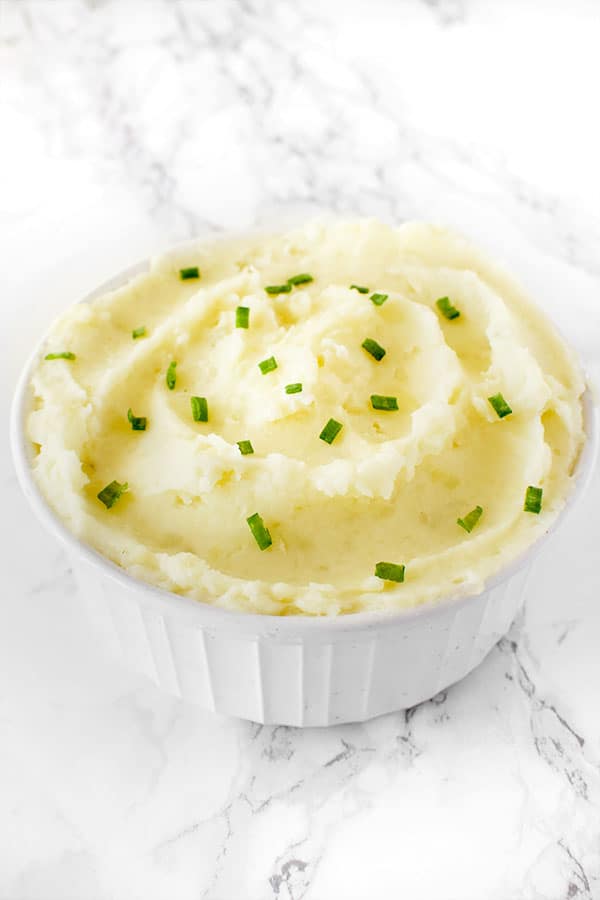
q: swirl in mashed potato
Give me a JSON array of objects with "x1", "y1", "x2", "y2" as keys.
[{"x1": 27, "y1": 220, "x2": 585, "y2": 614}]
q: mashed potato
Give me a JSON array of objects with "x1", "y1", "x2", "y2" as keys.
[{"x1": 27, "y1": 220, "x2": 585, "y2": 615}]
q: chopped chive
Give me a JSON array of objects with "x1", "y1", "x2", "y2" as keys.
[
  {"x1": 350, "y1": 284, "x2": 369, "y2": 294},
  {"x1": 436, "y1": 296, "x2": 460, "y2": 320},
  {"x1": 488, "y1": 393, "x2": 513, "y2": 418},
  {"x1": 361, "y1": 338, "x2": 386, "y2": 361},
  {"x1": 44, "y1": 352, "x2": 76, "y2": 360},
  {"x1": 179, "y1": 266, "x2": 200, "y2": 280},
  {"x1": 236, "y1": 306, "x2": 250, "y2": 329},
  {"x1": 259, "y1": 356, "x2": 278, "y2": 375},
  {"x1": 371, "y1": 394, "x2": 398, "y2": 411},
  {"x1": 97, "y1": 480, "x2": 128, "y2": 509},
  {"x1": 132, "y1": 326, "x2": 147, "y2": 339},
  {"x1": 265, "y1": 284, "x2": 292, "y2": 295},
  {"x1": 370, "y1": 292, "x2": 388, "y2": 306},
  {"x1": 457, "y1": 505, "x2": 483, "y2": 533},
  {"x1": 127, "y1": 408, "x2": 147, "y2": 431},
  {"x1": 287, "y1": 273, "x2": 313, "y2": 285},
  {"x1": 247, "y1": 512, "x2": 272, "y2": 550},
  {"x1": 375, "y1": 561, "x2": 405, "y2": 583},
  {"x1": 190, "y1": 396, "x2": 208, "y2": 422},
  {"x1": 319, "y1": 418, "x2": 343, "y2": 444},
  {"x1": 524, "y1": 485, "x2": 543, "y2": 514},
  {"x1": 166, "y1": 361, "x2": 177, "y2": 390},
  {"x1": 237, "y1": 440, "x2": 254, "y2": 455},
  {"x1": 285, "y1": 382, "x2": 303, "y2": 394}
]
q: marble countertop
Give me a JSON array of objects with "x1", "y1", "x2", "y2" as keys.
[{"x1": 2, "y1": 1, "x2": 600, "y2": 897}]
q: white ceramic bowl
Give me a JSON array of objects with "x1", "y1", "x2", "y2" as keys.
[{"x1": 11, "y1": 261, "x2": 599, "y2": 726}]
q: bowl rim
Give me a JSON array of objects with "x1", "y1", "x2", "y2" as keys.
[{"x1": 10, "y1": 251, "x2": 600, "y2": 636}]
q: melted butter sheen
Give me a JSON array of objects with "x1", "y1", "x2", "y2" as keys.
[{"x1": 28, "y1": 220, "x2": 585, "y2": 615}]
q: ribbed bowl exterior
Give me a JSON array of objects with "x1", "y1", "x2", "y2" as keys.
[{"x1": 78, "y1": 554, "x2": 531, "y2": 726}]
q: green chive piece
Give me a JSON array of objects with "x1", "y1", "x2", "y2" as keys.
[
  {"x1": 179, "y1": 266, "x2": 200, "y2": 280},
  {"x1": 524, "y1": 485, "x2": 543, "y2": 514},
  {"x1": 287, "y1": 273, "x2": 313, "y2": 286},
  {"x1": 259, "y1": 356, "x2": 278, "y2": 375},
  {"x1": 371, "y1": 395, "x2": 398, "y2": 411},
  {"x1": 265, "y1": 284, "x2": 292, "y2": 295},
  {"x1": 285, "y1": 383, "x2": 303, "y2": 394},
  {"x1": 457, "y1": 505, "x2": 483, "y2": 533},
  {"x1": 166, "y1": 361, "x2": 177, "y2": 390},
  {"x1": 370, "y1": 292, "x2": 388, "y2": 306},
  {"x1": 375, "y1": 561, "x2": 405, "y2": 583},
  {"x1": 488, "y1": 393, "x2": 512, "y2": 418},
  {"x1": 436, "y1": 296, "x2": 461, "y2": 320},
  {"x1": 247, "y1": 512, "x2": 272, "y2": 550},
  {"x1": 132, "y1": 326, "x2": 147, "y2": 339},
  {"x1": 237, "y1": 440, "x2": 254, "y2": 455},
  {"x1": 236, "y1": 306, "x2": 250, "y2": 329},
  {"x1": 350, "y1": 284, "x2": 369, "y2": 294},
  {"x1": 127, "y1": 408, "x2": 147, "y2": 431},
  {"x1": 44, "y1": 352, "x2": 76, "y2": 360},
  {"x1": 361, "y1": 338, "x2": 386, "y2": 361},
  {"x1": 190, "y1": 396, "x2": 208, "y2": 422},
  {"x1": 319, "y1": 418, "x2": 343, "y2": 444},
  {"x1": 97, "y1": 480, "x2": 128, "y2": 509}
]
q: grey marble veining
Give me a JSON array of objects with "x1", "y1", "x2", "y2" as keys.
[{"x1": 1, "y1": 1, "x2": 600, "y2": 897}]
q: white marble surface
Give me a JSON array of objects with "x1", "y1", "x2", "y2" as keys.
[{"x1": 2, "y1": 1, "x2": 600, "y2": 897}]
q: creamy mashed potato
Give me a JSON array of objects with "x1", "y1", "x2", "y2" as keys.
[{"x1": 27, "y1": 220, "x2": 585, "y2": 615}]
